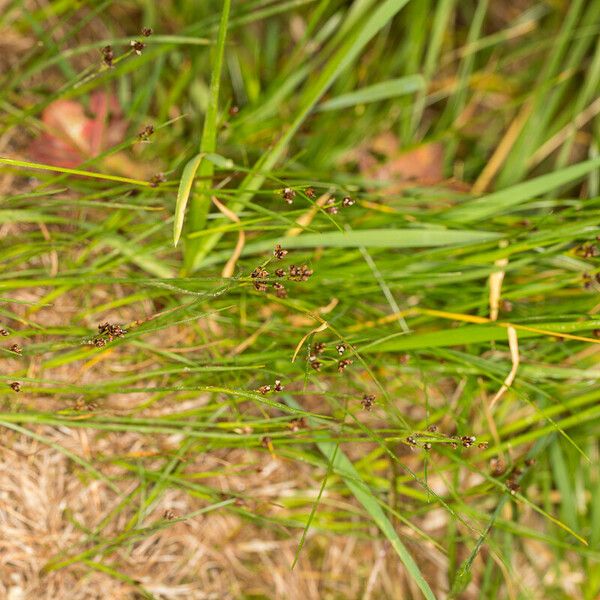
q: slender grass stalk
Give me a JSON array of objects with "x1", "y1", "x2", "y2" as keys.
[{"x1": 182, "y1": 0, "x2": 231, "y2": 272}]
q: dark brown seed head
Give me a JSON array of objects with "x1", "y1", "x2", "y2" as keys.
[
  {"x1": 310, "y1": 360, "x2": 321, "y2": 371},
  {"x1": 0, "y1": 329, "x2": 9, "y2": 336},
  {"x1": 361, "y1": 394, "x2": 375, "y2": 411},
  {"x1": 338, "y1": 358, "x2": 353, "y2": 373},
  {"x1": 228, "y1": 105, "x2": 239, "y2": 116},
  {"x1": 461, "y1": 435, "x2": 476, "y2": 448},
  {"x1": 138, "y1": 124, "x2": 154, "y2": 141},
  {"x1": 406, "y1": 435, "x2": 417, "y2": 446},
  {"x1": 273, "y1": 244, "x2": 288, "y2": 260},
  {"x1": 490, "y1": 457, "x2": 506, "y2": 477},
  {"x1": 257, "y1": 385, "x2": 271, "y2": 395},
  {"x1": 281, "y1": 187, "x2": 296, "y2": 204},
  {"x1": 313, "y1": 342, "x2": 325, "y2": 354},
  {"x1": 450, "y1": 442, "x2": 458, "y2": 450},
  {"x1": 580, "y1": 244, "x2": 598, "y2": 258},
  {"x1": 423, "y1": 442, "x2": 432, "y2": 451},
  {"x1": 253, "y1": 281, "x2": 268, "y2": 292},
  {"x1": 289, "y1": 264, "x2": 313, "y2": 282},
  {"x1": 9, "y1": 344, "x2": 22, "y2": 355},
  {"x1": 506, "y1": 479, "x2": 520, "y2": 495},
  {"x1": 97, "y1": 323, "x2": 126, "y2": 341},
  {"x1": 9, "y1": 382, "x2": 21, "y2": 392},
  {"x1": 273, "y1": 282, "x2": 287, "y2": 298},
  {"x1": 261, "y1": 436, "x2": 272, "y2": 449},
  {"x1": 326, "y1": 205, "x2": 338, "y2": 215},
  {"x1": 251, "y1": 267, "x2": 268, "y2": 278},
  {"x1": 163, "y1": 509, "x2": 176, "y2": 520},
  {"x1": 101, "y1": 45, "x2": 114, "y2": 67},
  {"x1": 305, "y1": 187, "x2": 316, "y2": 199},
  {"x1": 142, "y1": 27, "x2": 153, "y2": 37},
  {"x1": 112, "y1": 324, "x2": 126, "y2": 337},
  {"x1": 336, "y1": 343, "x2": 346, "y2": 355},
  {"x1": 149, "y1": 173, "x2": 166, "y2": 187},
  {"x1": 342, "y1": 196, "x2": 355, "y2": 207},
  {"x1": 130, "y1": 40, "x2": 145, "y2": 55},
  {"x1": 478, "y1": 441, "x2": 489, "y2": 449},
  {"x1": 274, "y1": 379, "x2": 283, "y2": 392},
  {"x1": 427, "y1": 424, "x2": 438, "y2": 432},
  {"x1": 288, "y1": 418, "x2": 306, "y2": 432},
  {"x1": 275, "y1": 268, "x2": 286, "y2": 278}
]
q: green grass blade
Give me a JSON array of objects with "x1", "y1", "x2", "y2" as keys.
[
  {"x1": 317, "y1": 75, "x2": 424, "y2": 111},
  {"x1": 188, "y1": 0, "x2": 412, "y2": 270},
  {"x1": 285, "y1": 396, "x2": 437, "y2": 600},
  {"x1": 363, "y1": 320, "x2": 600, "y2": 352},
  {"x1": 0, "y1": 156, "x2": 151, "y2": 187},
  {"x1": 248, "y1": 228, "x2": 499, "y2": 249},
  {"x1": 445, "y1": 156, "x2": 600, "y2": 223},
  {"x1": 183, "y1": 0, "x2": 231, "y2": 268},
  {"x1": 199, "y1": 228, "x2": 501, "y2": 267}
]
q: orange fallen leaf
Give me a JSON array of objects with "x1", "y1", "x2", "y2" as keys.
[
  {"x1": 358, "y1": 133, "x2": 445, "y2": 186},
  {"x1": 343, "y1": 132, "x2": 472, "y2": 197}
]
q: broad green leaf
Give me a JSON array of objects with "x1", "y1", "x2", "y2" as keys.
[
  {"x1": 199, "y1": 228, "x2": 501, "y2": 267},
  {"x1": 174, "y1": 153, "x2": 204, "y2": 247},
  {"x1": 363, "y1": 320, "x2": 600, "y2": 353}
]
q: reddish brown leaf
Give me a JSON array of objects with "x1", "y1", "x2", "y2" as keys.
[{"x1": 28, "y1": 91, "x2": 128, "y2": 168}]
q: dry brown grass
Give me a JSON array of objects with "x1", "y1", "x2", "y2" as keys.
[{"x1": 0, "y1": 425, "x2": 417, "y2": 600}]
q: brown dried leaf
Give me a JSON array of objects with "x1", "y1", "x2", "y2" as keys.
[{"x1": 356, "y1": 133, "x2": 445, "y2": 189}]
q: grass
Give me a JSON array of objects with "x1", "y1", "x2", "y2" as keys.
[{"x1": 1, "y1": 0, "x2": 599, "y2": 598}]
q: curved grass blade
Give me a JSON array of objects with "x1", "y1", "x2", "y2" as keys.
[
  {"x1": 174, "y1": 153, "x2": 204, "y2": 247},
  {"x1": 174, "y1": 152, "x2": 235, "y2": 246}
]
